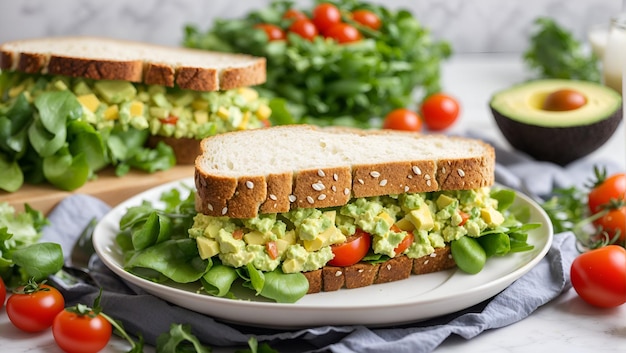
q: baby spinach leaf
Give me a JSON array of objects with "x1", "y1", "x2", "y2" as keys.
[
  {"x1": 42, "y1": 146, "x2": 90, "y2": 191},
  {"x1": 11, "y1": 242, "x2": 63, "y2": 282},
  {"x1": 259, "y1": 269, "x2": 309, "y2": 303},
  {"x1": 201, "y1": 263, "x2": 238, "y2": 297},
  {"x1": 0, "y1": 154, "x2": 23, "y2": 192}
]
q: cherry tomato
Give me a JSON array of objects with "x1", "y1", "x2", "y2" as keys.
[
  {"x1": 53, "y1": 309, "x2": 112, "y2": 353},
  {"x1": 312, "y1": 3, "x2": 341, "y2": 34},
  {"x1": 570, "y1": 245, "x2": 626, "y2": 308},
  {"x1": 7, "y1": 283, "x2": 65, "y2": 332},
  {"x1": 159, "y1": 115, "x2": 179, "y2": 125},
  {"x1": 420, "y1": 93, "x2": 460, "y2": 131},
  {"x1": 254, "y1": 23, "x2": 286, "y2": 41},
  {"x1": 324, "y1": 23, "x2": 362, "y2": 43},
  {"x1": 289, "y1": 19, "x2": 318, "y2": 41},
  {"x1": 588, "y1": 172, "x2": 626, "y2": 214},
  {"x1": 0, "y1": 277, "x2": 5, "y2": 309},
  {"x1": 351, "y1": 9, "x2": 381, "y2": 30},
  {"x1": 542, "y1": 89, "x2": 587, "y2": 111},
  {"x1": 594, "y1": 206, "x2": 626, "y2": 245},
  {"x1": 328, "y1": 229, "x2": 372, "y2": 267},
  {"x1": 382, "y1": 108, "x2": 422, "y2": 131},
  {"x1": 283, "y1": 8, "x2": 308, "y2": 21}
]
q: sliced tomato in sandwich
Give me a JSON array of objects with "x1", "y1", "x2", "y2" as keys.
[{"x1": 328, "y1": 229, "x2": 372, "y2": 267}]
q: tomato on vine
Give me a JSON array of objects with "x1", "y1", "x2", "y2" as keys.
[
  {"x1": 6, "y1": 280, "x2": 65, "y2": 332},
  {"x1": 312, "y1": 3, "x2": 341, "y2": 34},
  {"x1": 52, "y1": 289, "x2": 143, "y2": 353},
  {"x1": 587, "y1": 168, "x2": 626, "y2": 214},
  {"x1": 382, "y1": 108, "x2": 422, "y2": 132},
  {"x1": 570, "y1": 245, "x2": 626, "y2": 308},
  {"x1": 283, "y1": 8, "x2": 308, "y2": 22},
  {"x1": 420, "y1": 93, "x2": 460, "y2": 131}
]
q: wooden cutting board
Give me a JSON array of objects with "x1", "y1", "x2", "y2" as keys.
[{"x1": 1, "y1": 165, "x2": 195, "y2": 214}]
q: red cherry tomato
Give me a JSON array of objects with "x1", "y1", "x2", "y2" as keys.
[
  {"x1": 7, "y1": 283, "x2": 65, "y2": 332},
  {"x1": 0, "y1": 277, "x2": 6, "y2": 309},
  {"x1": 351, "y1": 9, "x2": 381, "y2": 30},
  {"x1": 254, "y1": 23, "x2": 286, "y2": 41},
  {"x1": 325, "y1": 23, "x2": 362, "y2": 43},
  {"x1": 420, "y1": 93, "x2": 460, "y2": 131},
  {"x1": 594, "y1": 206, "x2": 626, "y2": 245},
  {"x1": 283, "y1": 8, "x2": 308, "y2": 21},
  {"x1": 588, "y1": 172, "x2": 626, "y2": 214},
  {"x1": 53, "y1": 309, "x2": 112, "y2": 353},
  {"x1": 382, "y1": 108, "x2": 422, "y2": 131},
  {"x1": 328, "y1": 229, "x2": 372, "y2": 267},
  {"x1": 289, "y1": 19, "x2": 319, "y2": 41},
  {"x1": 312, "y1": 3, "x2": 341, "y2": 34},
  {"x1": 570, "y1": 245, "x2": 626, "y2": 308}
]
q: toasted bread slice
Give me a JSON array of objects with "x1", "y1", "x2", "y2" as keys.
[
  {"x1": 194, "y1": 125, "x2": 495, "y2": 218},
  {"x1": 0, "y1": 36, "x2": 265, "y2": 91}
]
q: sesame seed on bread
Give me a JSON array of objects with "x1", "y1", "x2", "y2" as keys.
[
  {"x1": 0, "y1": 36, "x2": 266, "y2": 91},
  {"x1": 194, "y1": 125, "x2": 496, "y2": 218}
]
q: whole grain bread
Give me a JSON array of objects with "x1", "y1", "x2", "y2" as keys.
[
  {"x1": 194, "y1": 125, "x2": 496, "y2": 218},
  {"x1": 303, "y1": 246, "x2": 456, "y2": 294},
  {"x1": 0, "y1": 36, "x2": 266, "y2": 91}
]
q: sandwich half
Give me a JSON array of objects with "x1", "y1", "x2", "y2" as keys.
[
  {"x1": 0, "y1": 36, "x2": 269, "y2": 192},
  {"x1": 187, "y1": 125, "x2": 535, "y2": 299}
]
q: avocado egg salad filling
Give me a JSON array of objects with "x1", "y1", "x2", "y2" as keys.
[
  {"x1": 0, "y1": 71, "x2": 270, "y2": 192},
  {"x1": 116, "y1": 186, "x2": 539, "y2": 303}
]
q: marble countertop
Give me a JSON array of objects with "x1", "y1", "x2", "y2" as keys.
[{"x1": 1, "y1": 53, "x2": 624, "y2": 353}]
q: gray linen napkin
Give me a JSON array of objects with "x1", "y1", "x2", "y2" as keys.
[{"x1": 41, "y1": 135, "x2": 622, "y2": 353}]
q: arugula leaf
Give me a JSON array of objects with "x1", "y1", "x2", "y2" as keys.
[
  {"x1": 156, "y1": 324, "x2": 211, "y2": 353},
  {"x1": 524, "y1": 17, "x2": 600, "y2": 82}
]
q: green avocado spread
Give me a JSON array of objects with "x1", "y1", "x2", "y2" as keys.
[
  {"x1": 189, "y1": 188, "x2": 505, "y2": 273},
  {"x1": 0, "y1": 72, "x2": 271, "y2": 139}
]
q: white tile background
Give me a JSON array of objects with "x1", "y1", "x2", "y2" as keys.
[{"x1": 0, "y1": 0, "x2": 621, "y2": 53}]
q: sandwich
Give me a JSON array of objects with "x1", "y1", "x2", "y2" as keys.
[
  {"x1": 183, "y1": 125, "x2": 536, "y2": 301},
  {"x1": 0, "y1": 36, "x2": 270, "y2": 192}
]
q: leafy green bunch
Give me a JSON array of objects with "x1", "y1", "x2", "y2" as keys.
[{"x1": 184, "y1": 0, "x2": 451, "y2": 127}]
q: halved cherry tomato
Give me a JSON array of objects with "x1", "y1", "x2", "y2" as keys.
[
  {"x1": 159, "y1": 115, "x2": 179, "y2": 125},
  {"x1": 351, "y1": 9, "x2": 381, "y2": 30},
  {"x1": 325, "y1": 23, "x2": 362, "y2": 43},
  {"x1": 289, "y1": 19, "x2": 318, "y2": 41},
  {"x1": 7, "y1": 282, "x2": 65, "y2": 332},
  {"x1": 283, "y1": 8, "x2": 308, "y2": 21},
  {"x1": 382, "y1": 108, "x2": 422, "y2": 131},
  {"x1": 393, "y1": 230, "x2": 415, "y2": 255},
  {"x1": 570, "y1": 245, "x2": 626, "y2": 308},
  {"x1": 53, "y1": 309, "x2": 112, "y2": 353},
  {"x1": 312, "y1": 3, "x2": 341, "y2": 34},
  {"x1": 232, "y1": 229, "x2": 244, "y2": 240},
  {"x1": 420, "y1": 93, "x2": 460, "y2": 131},
  {"x1": 265, "y1": 241, "x2": 279, "y2": 260},
  {"x1": 254, "y1": 23, "x2": 286, "y2": 41},
  {"x1": 588, "y1": 172, "x2": 626, "y2": 214},
  {"x1": 0, "y1": 277, "x2": 5, "y2": 309},
  {"x1": 328, "y1": 229, "x2": 372, "y2": 267}
]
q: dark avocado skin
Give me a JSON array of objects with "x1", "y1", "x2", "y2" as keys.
[{"x1": 491, "y1": 105, "x2": 623, "y2": 166}]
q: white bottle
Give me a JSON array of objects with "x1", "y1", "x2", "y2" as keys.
[{"x1": 602, "y1": 14, "x2": 626, "y2": 94}]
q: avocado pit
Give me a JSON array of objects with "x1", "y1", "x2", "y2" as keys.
[{"x1": 490, "y1": 79, "x2": 622, "y2": 165}]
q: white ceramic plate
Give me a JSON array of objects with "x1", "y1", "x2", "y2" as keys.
[{"x1": 93, "y1": 178, "x2": 553, "y2": 329}]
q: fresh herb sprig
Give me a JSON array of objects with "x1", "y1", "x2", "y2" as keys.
[{"x1": 523, "y1": 17, "x2": 601, "y2": 82}]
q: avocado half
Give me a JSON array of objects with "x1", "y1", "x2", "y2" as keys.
[{"x1": 490, "y1": 79, "x2": 623, "y2": 165}]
